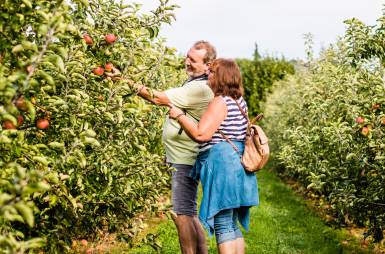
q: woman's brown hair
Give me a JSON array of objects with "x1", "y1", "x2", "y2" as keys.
[{"x1": 208, "y1": 58, "x2": 244, "y2": 99}]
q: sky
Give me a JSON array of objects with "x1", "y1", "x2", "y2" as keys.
[{"x1": 138, "y1": 0, "x2": 384, "y2": 60}]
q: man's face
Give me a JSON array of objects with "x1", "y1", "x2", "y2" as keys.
[{"x1": 185, "y1": 47, "x2": 208, "y2": 77}]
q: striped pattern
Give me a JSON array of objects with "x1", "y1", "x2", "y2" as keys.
[{"x1": 199, "y1": 96, "x2": 248, "y2": 151}]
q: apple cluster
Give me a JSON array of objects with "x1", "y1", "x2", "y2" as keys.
[
  {"x1": 2, "y1": 96, "x2": 49, "y2": 130},
  {"x1": 82, "y1": 33, "x2": 117, "y2": 77}
]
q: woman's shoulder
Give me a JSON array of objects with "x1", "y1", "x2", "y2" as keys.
[
  {"x1": 211, "y1": 96, "x2": 228, "y2": 105},
  {"x1": 220, "y1": 96, "x2": 246, "y2": 105}
]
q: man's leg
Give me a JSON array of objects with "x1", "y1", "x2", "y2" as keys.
[
  {"x1": 173, "y1": 215, "x2": 197, "y2": 254},
  {"x1": 171, "y1": 163, "x2": 207, "y2": 254},
  {"x1": 193, "y1": 216, "x2": 208, "y2": 254}
]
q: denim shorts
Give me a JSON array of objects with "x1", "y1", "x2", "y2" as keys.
[
  {"x1": 170, "y1": 163, "x2": 198, "y2": 216},
  {"x1": 214, "y1": 208, "x2": 243, "y2": 244}
]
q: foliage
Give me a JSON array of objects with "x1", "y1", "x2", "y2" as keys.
[
  {"x1": 236, "y1": 45, "x2": 295, "y2": 116},
  {"x1": 0, "y1": 0, "x2": 184, "y2": 252},
  {"x1": 263, "y1": 12, "x2": 385, "y2": 242}
]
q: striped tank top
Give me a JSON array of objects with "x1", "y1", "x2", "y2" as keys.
[{"x1": 199, "y1": 96, "x2": 248, "y2": 152}]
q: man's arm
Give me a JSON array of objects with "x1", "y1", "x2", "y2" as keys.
[
  {"x1": 134, "y1": 84, "x2": 171, "y2": 106},
  {"x1": 106, "y1": 67, "x2": 171, "y2": 106}
]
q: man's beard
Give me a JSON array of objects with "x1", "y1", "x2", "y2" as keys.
[{"x1": 186, "y1": 66, "x2": 204, "y2": 77}]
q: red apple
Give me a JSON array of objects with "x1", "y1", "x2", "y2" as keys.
[
  {"x1": 361, "y1": 126, "x2": 369, "y2": 136},
  {"x1": 97, "y1": 95, "x2": 104, "y2": 101},
  {"x1": 15, "y1": 96, "x2": 28, "y2": 111},
  {"x1": 355, "y1": 117, "x2": 364, "y2": 124},
  {"x1": 26, "y1": 65, "x2": 34, "y2": 74},
  {"x1": 81, "y1": 239, "x2": 88, "y2": 246},
  {"x1": 372, "y1": 104, "x2": 380, "y2": 110},
  {"x1": 105, "y1": 34, "x2": 117, "y2": 44},
  {"x1": 105, "y1": 62, "x2": 113, "y2": 72},
  {"x1": 2, "y1": 120, "x2": 16, "y2": 129},
  {"x1": 93, "y1": 67, "x2": 104, "y2": 76},
  {"x1": 83, "y1": 34, "x2": 93, "y2": 45},
  {"x1": 17, "y1": 115, "x2": 24, "y2": 126},
  {"x1": 381, "y1": 117, "x2": 385, "y2": 125},
  {"x1": 36, "y1": 119, "x2": 49, "y2": 129}
]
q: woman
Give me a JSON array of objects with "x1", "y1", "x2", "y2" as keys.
[{"x1": 169, "y1": 58, "x2": 259, "y2": 254}]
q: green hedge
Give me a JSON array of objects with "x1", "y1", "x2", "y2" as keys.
[
  {"x1": 263, "y1": 13, "x2": 385, "y2": 241},
  {"x1": 236, "y1": 48, "x2": 295, "y2": 116}
]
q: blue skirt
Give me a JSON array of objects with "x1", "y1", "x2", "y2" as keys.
[{"x1": 191, "y1": 141, "x2": 259, "y2": 236}]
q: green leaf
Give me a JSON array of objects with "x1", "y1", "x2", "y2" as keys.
[
  {"x1": 0, "y1": 193, "x2": 13, "y2": 206},
  {"x1": 55, "y1": 56, "x2": 66, "y2": 73},
  {"x1": 21, "y1": 41, "x2": 38, "y2": 51},
  {"x1": 15, "y1": 202, "x2": 34, "y2": 227},
  {"x1": 25, "y1": 100, "x2": 36, "y2": 122},
  {"x1": 48, "y1": 142, "x2": 65, "y2": 150},
  {"x1": 21, "y1": 0, "x2": 33, "y2": 8},
  {"x1": 11, "y1": 44, "x2": 24, "y2": 54},
  {"x1": 0, "y1": 135, "x2": 12, "y2": 144},
  {"x1": 32, "y1": 156, "x2": 49, "y2": 166},
  {"x1": 1, "y1": 113, "x2": 17, "y2": 126}
]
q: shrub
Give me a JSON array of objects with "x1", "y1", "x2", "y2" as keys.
[{"x1": 263, "y1": 12, "x2": 385, "y2": 241}]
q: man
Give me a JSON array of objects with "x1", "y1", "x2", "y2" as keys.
[{"x1": 131, "y1": 41, "x2": 216, "y2": 254}]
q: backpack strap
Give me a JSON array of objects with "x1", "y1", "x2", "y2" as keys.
[
  {"x1": 232, "y1": 99, "x2": 251, "y2": 136},
  {"x1": 219, "y1": 97, "x2": 248, "y2": 157},
  {"x1": 219, "y1": 130, "x2": 242, "y2": 158}
]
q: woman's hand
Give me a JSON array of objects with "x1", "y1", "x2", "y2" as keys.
[{"x1": 169, "y1": 106, "x2": 184, "y2": 120}]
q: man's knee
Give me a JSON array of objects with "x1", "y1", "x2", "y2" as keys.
[{"x1": 174, "y1": 214, "x2": 194, "y2": 225}]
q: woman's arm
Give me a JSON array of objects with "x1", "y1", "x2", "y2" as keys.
[{"x1": 169, "y1": 97, "x2": 227, "y2": 142}]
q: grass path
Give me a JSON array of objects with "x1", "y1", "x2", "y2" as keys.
[{"x1": 128, "y1": 168, "x2": 369, "y2": 254}]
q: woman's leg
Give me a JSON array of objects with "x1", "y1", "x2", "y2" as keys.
[
  {"x1": 214, "y1": 208, "x2": 243, "y2": 254},
  {"x1": 233, "y1": 209, "x2": 245, "y2": 254},
  {"x1": 234, "y1": 238, "x2": 245, "y2": 254}
]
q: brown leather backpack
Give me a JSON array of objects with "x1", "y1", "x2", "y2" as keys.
[{"x1": 220, "y1": 100, "x2": 270, "y2": 173}]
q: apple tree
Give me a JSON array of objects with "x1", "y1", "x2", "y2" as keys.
[{"x1": 0, "y1": 0, "x2": 183, "y2": 252}]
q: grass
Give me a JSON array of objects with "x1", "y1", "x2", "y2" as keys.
[{"x1": 127, "y1": 168, "x2": 370, "y2": 254}]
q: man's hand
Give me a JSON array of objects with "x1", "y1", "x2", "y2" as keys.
[
  {"x1": 105, "y1": 67, "x2": 136, "y2": 87},
  {"x1": 104, "y1": 67, "x2": 122, "y2": 80},
  {"x1": 105, "y1": 66, "x2": 170, "y2": 106}
]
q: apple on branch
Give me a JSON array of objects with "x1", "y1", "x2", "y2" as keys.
[
  {"x1": 105, "y1": 34, "x2": 117, "y2": 44},
  {"x1": 93, "y1": 67, "x2": 104, "y2": 76},
  {"x1": 36, "y1": 119, "x2": 49, "y2": 129},
  {"x1": 83, "y1": 34, "x2": 93, "y2": 45}
]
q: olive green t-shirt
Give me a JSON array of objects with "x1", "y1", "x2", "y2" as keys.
[{"x1": 162, "y1": 79, "x2": 214, "y2": 165}]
